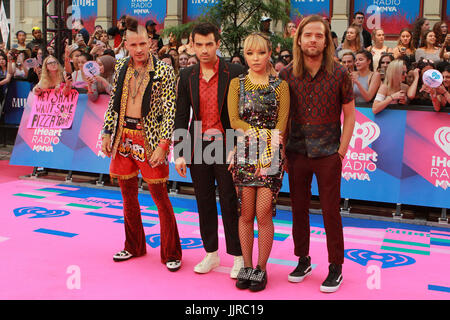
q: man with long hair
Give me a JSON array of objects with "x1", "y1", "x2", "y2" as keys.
[
  {"x1": 101, "y1": 16, "x2": 182, "y2": 272},
  {"x1": 279, "y1": 15, "x2": 355, "y2": 293}
]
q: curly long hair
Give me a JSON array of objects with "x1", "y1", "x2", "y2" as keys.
[
  {"x1": 412, "y1": 17, "x2": 428, "y2": 48},
  {"x1": 38, "y1": 55, "x2": 64, "y2": 89}
]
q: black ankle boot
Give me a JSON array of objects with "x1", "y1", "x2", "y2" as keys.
[
  {"x1": 236, "y1": 267, "x2": 253, "y2": 289},
  {"x1": 249, "y1": 265, "x2": 267, "y2": 292}
]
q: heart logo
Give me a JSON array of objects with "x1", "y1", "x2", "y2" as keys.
[
  {"x1": 349, "y1": 121, "x2": 381, "y2": 149},
  {"x1": 434, "y1": 127, "x2": 450, "y2": 156},
  {"x1": 345, "y1": 249, "x2": 416, "y2": 269},
  {"x1": 13, "y1": 207, "x2": 70, "y2": 219},
  {"x1": 146, "y1": 234, "x2": 203, "y2": 250}
]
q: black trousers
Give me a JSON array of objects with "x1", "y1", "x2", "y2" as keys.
[{"x1": 189, "y1": 161, "x2": 242, "y2": 256}]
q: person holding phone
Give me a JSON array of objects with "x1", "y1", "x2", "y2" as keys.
[{"x1": 372, "y1": 59, "x2": 419, "y2": 114}]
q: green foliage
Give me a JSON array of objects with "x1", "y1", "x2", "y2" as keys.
[
  {"x1": 161, "y1": 0, "x2": 292, "y2": 57},
  {"x1": 205, "y1": 0, "x2": 291, "y2": 57}
]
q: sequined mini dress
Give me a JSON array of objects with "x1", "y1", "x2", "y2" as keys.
[{"x1": 230, "y1": 74, "x2": 288, "y2": 216}]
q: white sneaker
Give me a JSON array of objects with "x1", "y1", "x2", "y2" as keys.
[
  {"x1": 194, "y1": 251, "x2": 220, "y2": 274},
  {"x1": 230, "y1": 255, "x2": 244, "y2": 279}
]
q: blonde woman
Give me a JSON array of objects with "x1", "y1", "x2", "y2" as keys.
[
  {"x1": 33, "y1": 55, "x2": 72, "y2": 96},
  {"x1": 335, "y1": 24, "x2": 362, "y2": 60},
  {"x1": 372, "y1": 59, "x2": 419, "y2": 114},
  {"x1": 367, "y1": 28, "x2": 393, "y2": 70},
  {"x1": 228, "y1": 33, "x2": 289, "y2": 292}
]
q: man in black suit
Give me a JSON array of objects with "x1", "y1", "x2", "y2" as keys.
[
  {"x1": 341, "y1": 11, "x2": 372, "y2": 49},
  {"x1": 174, "y1": 23, "x2": 244, "y2": 279}
]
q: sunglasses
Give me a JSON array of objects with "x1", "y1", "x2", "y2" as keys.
[{"x1": 281, "y1": 54, "x2": 291, "y2": 58}]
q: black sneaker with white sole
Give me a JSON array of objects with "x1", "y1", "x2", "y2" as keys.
[
  {"x1": 113, "y1": 250, "x2": 133, "y2": 262},
  {"x1": 288, "y1": 256, "x2": 312, "y2": 283},
  {"x1": 320, "y1": 264, "x2": 343, "y2": 293}
]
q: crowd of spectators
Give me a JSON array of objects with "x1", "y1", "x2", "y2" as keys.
[{"x1": 1, "y1": 13, "x2": 449, "y2": 116}]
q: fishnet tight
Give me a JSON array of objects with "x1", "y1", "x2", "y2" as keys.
[{"x1": 238, "y1": 186, "x2": 274, "y2": 271}]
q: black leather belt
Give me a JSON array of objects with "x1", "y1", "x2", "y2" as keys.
[{"x1": 124, "y1": 117, "x2": 142, "y2": 130}]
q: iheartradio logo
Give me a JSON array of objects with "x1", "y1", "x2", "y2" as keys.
[
  {"x1": 349, "y1": 121, "x2": 381, "y2": 149},
  {"x1": 434, "y1": 127, "x2": 450, "y2": 156}
]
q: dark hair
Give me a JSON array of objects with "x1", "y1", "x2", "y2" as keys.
[
  {"x1": 160, "y1": 53, "x2": 175, "y2": 66},
  {"x1": 416, "y1": 57, "x2": 435, "y2": 70},
  {"x1": 103, "y1": 49, "x2": 115, "y2": 57},
  {"x1": 354, "y1": 11, "x2": 365, "y2": 18},
  {"x1": 192, "y1": 23, "x2": 220, "y2": 43},
  {"x1": 444, "y1": 64, "x2": 450, "y2": 74},
  {"x1": 412, "y1": 17, "x2": 428, "y2": 48},
  {"x1": 230, "y1": 53, "x2": 245, "y2": 65},
  {"x1": 16, "y1": 30, "x2": 26, "y2": 37},
  {"x1": 420, "y1": 30, "x2": 435, "y2": 48},
  {"x1": 0, "y1": 51, "x2": 7, "y2": 69},
  {"x1": 355, "y1": 49, "x2": 374, "y2": 71},
  {"x1": 80, "y1": 52, "x2": 93, "y2": 61},
  {"x1": 436, "y1": 60, "x2": 450, "y2": 73},
  {"x1": 125, "y1": 16, "x2": 139, "y2": 32},
  {"x1": 125, "y1": 16, "x2": 147, "y2": 37}
]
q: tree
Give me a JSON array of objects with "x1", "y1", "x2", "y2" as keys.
[{"x1": 163, "y1": 0, "x2": 291, "y2": 57}]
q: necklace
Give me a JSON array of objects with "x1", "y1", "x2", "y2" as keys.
[{"x1": 130, "y1": 67, "x2": 147, "y2": 103}]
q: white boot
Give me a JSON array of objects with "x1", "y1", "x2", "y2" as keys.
[
  {"x1": 230, "y1": 255, "x2": 244, "y2": 279},
  {"x1": 194, "y1": 251, "x2": 220, "y2": 273}
]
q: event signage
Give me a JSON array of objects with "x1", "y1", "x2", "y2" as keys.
[
  {"x1": 27, "y1": 89, "x2": 79, "y2": 129},
  {"x1": 116, "y1": 0, "x2": 166, "y2": 31},
  {"x1": 9, "y1": 95, "x2": 450, "y2": 209},
  {"x1": 0, "y1": 1, "x2": 9, "y2": 45},
  {"x1": 72, "y1": 0, "x2": 98, "y2": 34},
  {"x1": 2, "y1": 80, "x2": 32, "y2": 125},
  {"x1": 400, "y1": 111, "x2": 450, "y2": 208},
  {"x1": 353, "y1": 0, "x2": 421, "y2": 35},
  {"x1": 186, "y1": 0, "x2": 218, "y2": 21},
  {"x1": 290, "y1": 0, "x2": 331, "y2": 24}
]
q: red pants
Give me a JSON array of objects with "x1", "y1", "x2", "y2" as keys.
[
  {"x1": 111, "y1": 128, "x2": 181, "y2": 263},
  {"x1": 287, "y1": 151, "x2": 344, "y2": 265}
]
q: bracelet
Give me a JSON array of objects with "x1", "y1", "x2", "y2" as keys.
[{"x1": 158, "y1": 139, "x2": 170, "y2": 151}]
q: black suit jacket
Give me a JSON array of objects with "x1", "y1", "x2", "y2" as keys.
[{"x1": 175, "y1": 58, "x2": 245, "y2": 163}]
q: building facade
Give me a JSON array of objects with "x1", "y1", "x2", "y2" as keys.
[{"x1": 5, "y1": 0, "x2": 449, "y2": 50}]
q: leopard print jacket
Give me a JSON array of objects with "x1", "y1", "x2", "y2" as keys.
[{"x1": 102, "y1": 55, "x2": 176, "y2": 159}]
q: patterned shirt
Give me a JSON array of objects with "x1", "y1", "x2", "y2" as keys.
[
  {"x1": 279, "y1": 62, "x2": 354, "y2": 157},
  {"x1": 199, "y1": 58, "x2": 224, "y2": 134}
]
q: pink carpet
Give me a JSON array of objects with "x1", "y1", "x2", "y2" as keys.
[
  {"x1": 0, "y1": 160, "x2": 33, "y2": 184},
  {"x1": 1, "y1": 164, "x2": 449, "y2": 300}
]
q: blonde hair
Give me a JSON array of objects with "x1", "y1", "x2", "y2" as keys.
[
  {"x1": 343, "y1": 24, "x2": 362, "y2": 51},
  {"x1": 243, "y1": 33, "x2": 276, "y2": 76},
  {"x1": 292, "y1": 15, "x2": 335, "y2": 79},
  {"x1": 38, "y1": 55, "x2": 64, "y2": 89},
  {"x1": 384, "y1": 59, "x2": 404, "y2": 90}
]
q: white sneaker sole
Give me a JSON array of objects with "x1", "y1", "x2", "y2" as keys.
[
  {"x1": 194, "y1": 260, "x2": 220, "y2": 274},
  {"x1": 288, "y1": 270, "x2": 312, "y2": 283},
  {"x1": 320, "y1": 276, "x2": 343, "y2": 293},
  {"x1": 320, "y1": 282, "x2": 342, "y2": 293}
]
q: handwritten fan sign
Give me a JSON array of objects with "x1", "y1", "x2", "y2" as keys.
[{"x1": 27, "y1": 89, "x2": 79, "y2": 129}]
